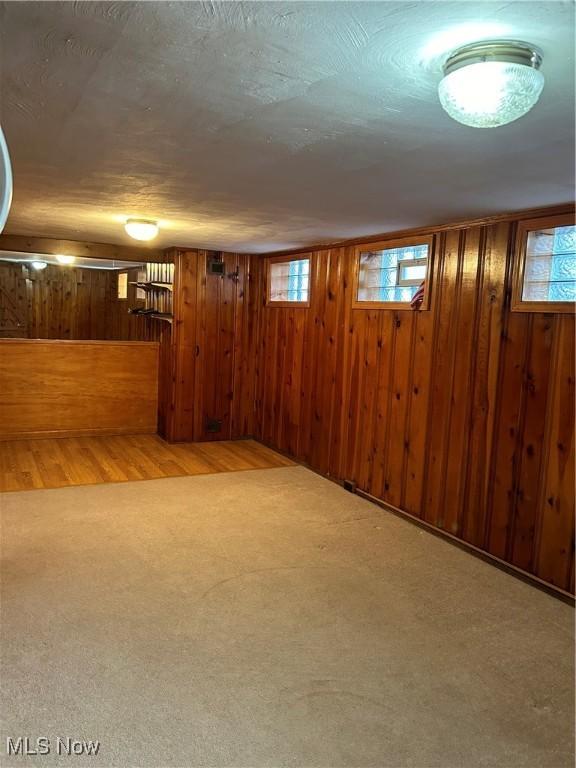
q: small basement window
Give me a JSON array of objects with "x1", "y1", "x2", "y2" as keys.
[
  {"x1": 267, "y1": 256, "x2": 310, "y2": 305},
  {"x1": 117, "y1": 272, "x2": 128, "y2": 300},
  {"x1": 512, "y1": 214, "x2": 576, "y2": 312},
  {"x1": 354, "y1": 237, "x2": 432, "y2": 309}
]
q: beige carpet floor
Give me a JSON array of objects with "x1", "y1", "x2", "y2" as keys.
[{"x1": 1, "y1": 466, "x2": 574, "y2": 768}]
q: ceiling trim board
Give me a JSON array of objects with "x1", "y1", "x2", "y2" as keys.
[{"x1": 0, "y1": 235, "x2": 166, "y2": 263}]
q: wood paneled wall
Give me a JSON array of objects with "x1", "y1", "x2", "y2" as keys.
[
  {"x1": 0, "y1": 339, "x2": 159, "y2": 440},
  {"x1": 3, "y1": 214, "x2": 572, "y2": 593},
  {"x1": 161, "y1": 249, "x2": 258, "y2": 442},
  {"x1": 250, "y1": 210, "x2": 575, "y2": 595},
  {"x1": 0, "y1": 262, "x2": 160, "y2": 341}
]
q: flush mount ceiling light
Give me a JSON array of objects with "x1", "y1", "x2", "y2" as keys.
[
  {"x1": 30, "y1": 260, "x2": 47, "y2": 270},
  {"x1": 55, "y1": 254, "x2": 75, "y2": 264},
  {"x1": 124, "y1": 218, "x2": 158, "y2": 241},
  {"x1": 438, "y1": 40, "x2": 544, "y2": 128}
]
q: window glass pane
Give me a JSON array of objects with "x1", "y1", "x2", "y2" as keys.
[
  {"x1": 549, "y1": 282, "x2": 576, "y2": 302},
  {"x1": 380, "y1": 251, "x2": 399, "y2": 268},
  {"x1": 269, "y1": 258, "x2": 309, "y2": 303},
  {"x1": 522, "y1": 224, "x2": 576, "y2": 303},
  {"x1": 524, "y1": 255, "x2": 552, "y2": 282},
  {"x1": 357, "y1": 243, "x2": 429, "y2": 304},
  {"x1": 381, "y1": 268, "x2": 398, "y2": 287},
  {"x1": 553, "y1": 226, "x2": 576, "y2": 255},
  {"x1": 399, "y1": 263, "x2": 427, "y2": 283},
  {"x1": 550, "y1": 253, "x2": 576, "y2": 282},
  {"x1": 399, "y1": 286, "x2": 416, "y2": 302}
]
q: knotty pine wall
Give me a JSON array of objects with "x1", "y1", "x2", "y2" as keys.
[
  {"x1": 161, "y1": 249, "x2": 258, "y2": 442},
  {"x1": 249, "y1": 210, "x2": 575, "y2": 595},
  {"x1": 0, "y1": 261, "x2": 160, "y2": 341}
]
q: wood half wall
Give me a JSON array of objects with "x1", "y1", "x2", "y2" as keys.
[
  {"x1": 249, "y1": 207, "x2": 575, "y2": 595},
  {"x1": 0, "y1": 339, "x2": 159, "y2": 440}
]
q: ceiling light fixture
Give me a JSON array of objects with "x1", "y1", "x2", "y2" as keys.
[
  {"x1": 438, "y1": 40, "x2": 544, "y2": 128},
  {"x1": 124, "y1": 218, "x2": 159, "y2": 241},
  {"x1": 56, "y1": 254, "x2": 76, "y2": 264},
  {"x1": 30, "y1": 260, "x2": 47, "y2": 270}
]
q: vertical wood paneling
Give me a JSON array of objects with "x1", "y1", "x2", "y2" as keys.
[
  {"x1": 440, "y1": 229, "x2": 479, "y2": 535},
  {"x1": 167, "y1": 249, "x2": 198, "y2": 441},
  {"x1": 0, "y1": 262, "x2": 162, "y2": 342},
  {"x1": 354, "y1": 309, "x2": 381, "y2": 493},
  {"x1": 164, "y1": 250, "x2": 257, "y2": 444},
  {"x1": 509, "y1": 315, "x2": 554, "y2": 571},
  {"x1": 368, "y1": 312, "x2": 393, "y2": 500},
  {"x1": 462, "y1": 223, "x2": 509, "y2": 547},
  {"x1": 384, "y1": 312, "x2": 412, "y2": 509},
  {"x1": 330, "y1": 247, "x2": 354, "y2": 481},
  {"x1": 485, "y1": 312, "x2": 530, "y2": 560},
  {"x1": 403, "y1": 307, "x2": 434, "y2": 517},
  {"x1": 231, "y1": 253, "x2": 260, "y2": 438},
  {"x1": 423, "y1": 229, "x2": 460, "y2": 528},
  {"x1": 252, "y1": 211, "x2": 575, "y2": 595},
  {"x1": 534, "y1": 316, "x2": 575, "y2": 588}
]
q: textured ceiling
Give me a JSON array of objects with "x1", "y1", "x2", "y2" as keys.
[{"x1": 1, "y1": 1, "x2": 574, "y2": 253}]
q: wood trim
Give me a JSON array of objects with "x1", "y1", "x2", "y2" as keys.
[
  {"x1": 0, "y1": 427, "x2": 156, "y2": 442},
  {"x1": 0, "y1": 338, "x2": 159, "y2": 347},
  {"x1": 256, "y1": 202, "x2": 576, "y2": 259},
  {"x1": 265, "y1": 253, "x2": 311, "y2": 308},
  {"x1": 351, "y1": 234, "x2": 434, "y2": 311},
  {"x1": 511, "y1": 212, "x2": 576, "y2": 314},
  {"x1": 0, "y1": 234, "x2": 166, "y2": 262},
  {"x1": 266, "y1": 254, "x2": 312, "y2": 264}
]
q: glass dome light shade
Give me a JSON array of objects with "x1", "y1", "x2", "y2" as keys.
[
  {"x1": 438, "y1": 40, "x2": 544, "y2": 128},
  {"x1": 31, "y1": 261, "x2": 47, "y2": 270},
  {"x1": 124, "y1": 218, "x2": 158, "y2": 241}
]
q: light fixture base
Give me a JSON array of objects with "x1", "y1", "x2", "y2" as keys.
[
  {"x1": 443, "y1": 40, "x2": 542, "y2": 76},
  {"x1": 439, "y1": 38, "x2": 545, "y2": 128}
]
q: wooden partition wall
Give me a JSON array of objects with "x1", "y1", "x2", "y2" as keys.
[
  {"x1": 0, "y1": 339, "x2": 159, "y2": 440},
  {"x1": 248, "y1": 205, "x2": 575, "y2": 596}
]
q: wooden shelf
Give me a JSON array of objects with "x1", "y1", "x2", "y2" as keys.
[
  {"x1": 128, "y1": 310, "x2": 173, "y2": 324},
  {"x1": 129, "y1": 281, "x2": 173, "y2": 291},
  {"x1": 128, "y1": 264, "x2": 173, "y2": 324}
]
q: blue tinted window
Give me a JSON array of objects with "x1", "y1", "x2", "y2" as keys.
[
  {"x1": 269, "y1": 258, "x2": 310, "y2": 303},
  {"x1": 378, "y1": 246, "x2": 427, "y2": 301},
  {"x1": 357, "y1": 243, "x2": 429, "y2": 304},
  {"x1": 549, "y1": 227, "x2": 576, "y2": 302},
  {"x1": 288, "y1": 259, "x2": 307, "y2": 301},
  {"x1": 523, "y1": 224, "x2": 576, "y2": 304}
]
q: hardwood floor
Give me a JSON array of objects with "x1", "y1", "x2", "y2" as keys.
[{"x1": 0, "y1": 435, "x2": 293, "y2": 492}]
